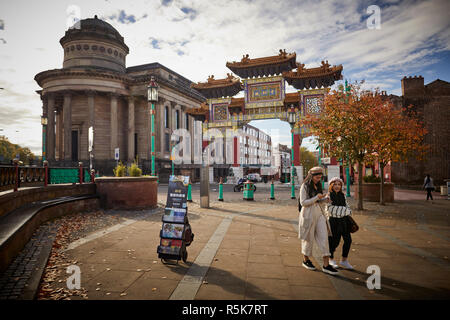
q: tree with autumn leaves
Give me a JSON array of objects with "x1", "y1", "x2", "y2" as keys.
[{"x1": 299, "y1": 81, "x2": 427, "y2": 210}]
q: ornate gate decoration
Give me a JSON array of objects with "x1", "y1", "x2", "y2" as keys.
[{"x1": 187, "y1": 50, "x2": 343, "y2": 168}]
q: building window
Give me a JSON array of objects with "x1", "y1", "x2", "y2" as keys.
[
  {"x1": 165, "y1": 133, "x2": 170, "y2": 152},
  {"x1": 176, "y1": 110, "x2": 180, "y2": 129},
  {"x1": 165, "y1": 107, "x2": 169, "y2": 128},
  {"x1": 185, "y1": 114, "x2": 189, "y2": 130},
  {"x1": 71, "y1": 130, "x2": 78, "y2": 161}
]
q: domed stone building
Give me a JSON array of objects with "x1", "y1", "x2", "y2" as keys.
[{"x1": 35, "y1": 16, "x2": 204, "y2": 181}]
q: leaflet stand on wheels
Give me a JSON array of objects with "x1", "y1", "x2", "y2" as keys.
[{"x1": 157, "y1": 175, "x2": 194, "y2": 265}]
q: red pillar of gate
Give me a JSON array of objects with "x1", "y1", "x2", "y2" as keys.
[
  {"x1": 293, "y1": 133, "x2": 301, "y2": 166},
  {"x1": 233, "y1": 137, "x2": 238, "y2": 167}
]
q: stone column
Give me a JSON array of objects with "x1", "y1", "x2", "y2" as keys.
[
  {"x1": 127, "y1": 96, "x2": 135, "y2": 162},
  {"x1": 63, "y1": 93, "x2": 72, "y2": 161},
  {"x1": 87, "y1": 91, "x2": 95, "y2": 166},
  {"x1": 55, "y1": 110, "x2": 61, "y2": 160},
  {"x1": 87, "y1": 91, "x2": 95, "y2": 129},
  {"x1": 41, "y1": 97, "x2": 48, "y2": 161},
  {"x1": 47, "y1": 94, "x2": 55, "y2": 161},
  {"x1": 110, "y1": 94, "x2": 118, "y2": 159}
]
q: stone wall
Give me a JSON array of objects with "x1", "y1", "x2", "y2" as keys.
[
  {"x1": 391, "y1": 78, "x2": 450, "y2": 185},
  {"x1": 354, "y1": 183, "x2": 394, "y2": 202},
  {"x1": 94, "y1": 94, "x2": 112, "y2": 160},
  {"x1": 71, "y1": 94, "x2": 89, "y2": 160},
  {"x1": 95, "y1": 176, "x2": 157, "y2": 210},
  {"x1": 0, "y1": 183, "x2": 96, "y2": 218}
]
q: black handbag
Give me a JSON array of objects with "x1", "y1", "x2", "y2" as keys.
[{"x1": 346, "y1": 216, "x2": 359, "y2": 233}]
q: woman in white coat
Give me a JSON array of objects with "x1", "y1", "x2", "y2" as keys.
[{"x1": 298, "y1": 166, "x2": 339, "y2": 275}]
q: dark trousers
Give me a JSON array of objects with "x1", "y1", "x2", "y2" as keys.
[
  {"x1": 328, "y1": 217, "x2": 352, "y2": 259},
  {"x1": 426, "y1": 188, "x2": 433, "y2": 200}
]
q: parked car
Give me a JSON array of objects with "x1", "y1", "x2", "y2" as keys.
[{"x1": 247, "y1": 173, "x2": 262, "y2": 182}]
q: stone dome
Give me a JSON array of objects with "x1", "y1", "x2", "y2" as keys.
[{"x1": 60, "y1": 15, "x2": 129, "y2": 73}]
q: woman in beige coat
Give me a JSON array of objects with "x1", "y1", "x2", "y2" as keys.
[{"x1": 298, "y1": 166, "x2": 339, "y2": 275}]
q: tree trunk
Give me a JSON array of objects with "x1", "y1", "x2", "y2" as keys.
[
  {"x1": 380, "y1": 161, "x2": 385, "y2": 205},
  {"x1": 357, "y1": 161, "x2": 364, "y2": 210}
]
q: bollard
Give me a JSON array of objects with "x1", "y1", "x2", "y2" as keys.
[
  {"x1": 43, "y1": 160, "x2": 48, "y2": 187},
  {"x1": 78, "y1": 162, "x2": 83, "y2": 184},
  {"x1": 270, "y1": 178, "x2": 275, "y2": 200},
  {"x1": 218, "y1": 177, "x2": 224, "y2": 201},
  {"x1": 90, "y1": 169, "x2": 95, "y2": 183},
  {"x1": 13, "y1": 158, "x2": 19, "y2": 192},
  {"x1": 187, "y1": 181, "x2": 193, "y2": 202},
  {"x1": 243, "y1": 179, "x2": 254, "y2": 201}
]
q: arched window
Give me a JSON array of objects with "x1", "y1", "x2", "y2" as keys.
[{"x1": 164, "y1": 107, "x2": 169, "y2": 128}]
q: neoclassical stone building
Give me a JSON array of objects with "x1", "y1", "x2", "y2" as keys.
[{"x1": 35, "y1": 16, "x2": 204, "y2": 181}]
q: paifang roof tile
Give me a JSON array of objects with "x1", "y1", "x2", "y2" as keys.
[
  {"x1": 283, "y1": 61, "x2": 343, "y2": 89},
  {"x1": 191, "y1": 74, "x2": 243, "y2": 98},
  {"x1": 226, "y1": 50, "x2": 297, "y2": 78}
]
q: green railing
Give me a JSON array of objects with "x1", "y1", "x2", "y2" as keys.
[{"x1": 49, "y1": 168, "x2": 94, "y2": 184}]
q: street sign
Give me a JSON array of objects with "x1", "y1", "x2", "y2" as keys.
[
  {"x1": 88, "y1": 126, "x2": 93, "y2": 152},
  {"x1": 321, "y1": 157, "x2": 331, "y2": 164},
  {"x1": 114, "y1": 148, "x2": 119, "y2": 160}
]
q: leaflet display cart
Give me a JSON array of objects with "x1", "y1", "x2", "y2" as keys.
[{"x1": 157, "y1": 176, "x2": 194, "y2": 264}]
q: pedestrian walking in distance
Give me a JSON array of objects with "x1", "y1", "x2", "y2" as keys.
[
  {"x1": 326, "y1": 177, "x2": 354, "y2": 270},
  {"x1": 423, "y1": 174, "x2": 435, "y2": 201},
  {"x1": 298, "y1": 166, "x2": 338, "y2": 275}
]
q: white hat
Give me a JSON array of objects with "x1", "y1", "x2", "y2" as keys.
[{"x1": 329, "y1": 177, "x2": 344, "y2": 185}]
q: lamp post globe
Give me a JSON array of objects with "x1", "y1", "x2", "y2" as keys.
[{"x1": 147, "y1": 76, "x2": 158, "y2": 102}]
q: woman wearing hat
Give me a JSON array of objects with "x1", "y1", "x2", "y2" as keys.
[
  {"x1": 298, "y1": 166, "x2": 339, "y2": 275},
  {"x1": 327, "y1": 177, "x2": 353, "y2": 270}
]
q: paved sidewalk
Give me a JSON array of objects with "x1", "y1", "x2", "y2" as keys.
[{"x1": 33, "y1": 194, "x2": 450, "y2": 300}]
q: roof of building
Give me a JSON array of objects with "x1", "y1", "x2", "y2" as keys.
[
  {"x1": 185, "y1": 102, "x2": 209, "y2": 117},
  {"x1": 60, "y1": 15, "x2": 129, "y2": 52},
  {"x1": 126, "y1": 62, "x2": 205, "y2": 102},
  {"x1": 283, "y1": 61, "x2": 343, "y2": 89},
  {"x1": 191, "y1": 74, "x2": 243, "y2": 98},
  {"x1": 425, "y1": 79, "x2": 450, "y2": 88},
  {"x1": 226, "y1": 50, "x2": 297, "y2": 78}
]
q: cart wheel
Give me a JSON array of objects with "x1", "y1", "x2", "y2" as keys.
[{"x1": 182, "y1": 249, "x2": 188, "y2": 263}]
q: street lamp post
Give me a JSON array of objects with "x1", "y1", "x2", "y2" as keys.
[
  {"x1": 41, "y1": 116, "x2": 48, "y2": 162},
  {"x1": 147, "y1": 76, "x2": 158, "y2": 176},
  {"x1": 344, "y1": 80, "x2": 351, "y2": 197},
  {"x1": 171, "y1": 140, "x2": 175, "y2": 176},
  {"x1": 288, "y1": 107, "x2": 296, "y2": 199}
]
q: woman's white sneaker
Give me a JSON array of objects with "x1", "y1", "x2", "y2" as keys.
[
  {"x1": 339, "y1": 260, "x2": 354, "y2": 270},
  {"x1": 329, "y1": 259, "x2": 339, "y2": 268}
]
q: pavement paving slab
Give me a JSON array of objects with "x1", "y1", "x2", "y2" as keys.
[{"x1": 2, "y1": 186, "x2": 449, "y2": 300}]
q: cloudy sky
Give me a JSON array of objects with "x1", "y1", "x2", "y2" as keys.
[{"x1": 0, "y1": 0, "x2": 449, "y2": 155}]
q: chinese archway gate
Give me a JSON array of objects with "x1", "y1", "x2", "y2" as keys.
[{"x1": 187, "y1": 49, "x2": 343, "y2": 186}]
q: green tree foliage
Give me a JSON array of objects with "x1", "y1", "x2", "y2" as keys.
[
  {"x1": 300, "y1": 147, "x2": 318, "y2": 176},
  {"x1": 0, "y1": 137, "x2": 36, "y2": 164}
]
